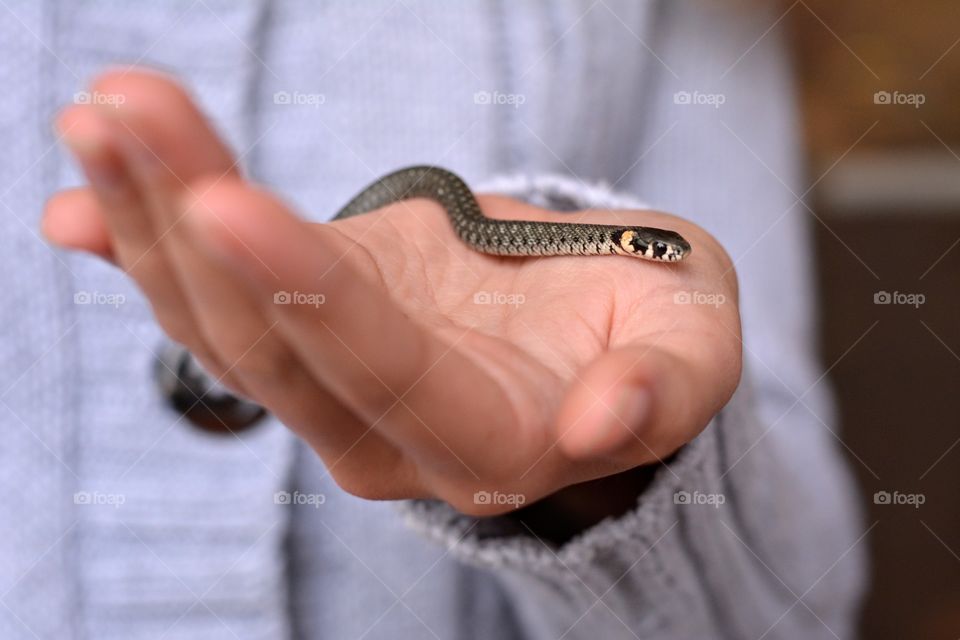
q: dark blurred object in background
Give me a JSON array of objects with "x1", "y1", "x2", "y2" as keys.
[{"x1": 792, "y1": 2, "x2": 960, "y2": 638}]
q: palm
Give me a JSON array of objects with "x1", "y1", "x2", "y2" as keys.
[
  {"x1": 48, "y1": 69, "x2": 742, "y2": 515},
  {"x1": 322, "y1": 194, "x2": 740, "y2": 497}
]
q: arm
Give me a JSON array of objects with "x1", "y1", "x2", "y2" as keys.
[
  {"x1": 399, "y1": 3, "x2": 866, "y2": 637},
  {"x1": 397, "y1": 170, "x2": 860, "y2": 640}
]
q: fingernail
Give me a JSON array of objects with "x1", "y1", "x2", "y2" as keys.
[{"x1": 596, "y1": 385, "x2": 652, "y2": 452}]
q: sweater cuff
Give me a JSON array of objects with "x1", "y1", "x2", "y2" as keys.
[
  {"x1": 396, "y1": 422, "x2": 718, "y2": 637},
  {"x1": 471, "y1": 171, "x2": 652, "y2": 213},
  {"x1": 396, "y1": 172, "x2": 717, "y2": 635},
  {"x1": 397, "y1": 427, "x2": 709, "y2": 579},
  {"x1": 396, "y1": 171, "x2": 671, "y2": 576}
]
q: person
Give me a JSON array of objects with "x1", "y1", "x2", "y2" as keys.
[{"x1": 3, "y1": 1, "x2": 864, "y2": 638}]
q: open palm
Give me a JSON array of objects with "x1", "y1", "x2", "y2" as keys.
[{"x1": 45, "y1": 70, "x2": 741, "y2": 514}]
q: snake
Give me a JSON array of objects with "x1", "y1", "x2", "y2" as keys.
[
  {"x1": 158, "y1": 165, "x2": 690, "y2": 431},
  {"x1": 336, "y1": 166, "x2": 691, "y2": 262}
]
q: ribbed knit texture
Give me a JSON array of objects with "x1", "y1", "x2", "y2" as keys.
[
  {"x1": 0, "y1": 2, "x2": 864, "y2": 639},
  {"x1": 0, "y1": 3, "x2": 77, "y2": 638}
]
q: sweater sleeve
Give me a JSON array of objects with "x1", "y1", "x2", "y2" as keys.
[
  {"x1": 400, "y1": 4, "x2": 867, "y2": 638},
  {"x1": 397, "y1": 167, "x2": 866, "y2": 640}
]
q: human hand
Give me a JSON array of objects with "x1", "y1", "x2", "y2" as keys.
[{"x1": 45, "y1": 70, "x2": 741, "y2": 515}]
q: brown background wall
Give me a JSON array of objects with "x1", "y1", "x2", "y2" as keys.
[
  {"x1": 795, "y1": 1, "x2": 960, "y2": 154},
  {"x1": 792, "y1": 2, "x2": 960, "y2": 637}
]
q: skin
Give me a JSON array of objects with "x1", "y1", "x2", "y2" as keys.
[{"x1": 44, "y1": 69, "x2": 742, "y2": 526}]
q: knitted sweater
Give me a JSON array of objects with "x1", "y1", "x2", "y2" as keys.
[{"x1": 0, "y1": 1, "x2": 865, "y2": 638}]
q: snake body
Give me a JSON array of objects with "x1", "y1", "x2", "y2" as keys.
[
  {"x1": 160, "y1": 166, "x2": 690, "y2": 431},
  {"x1": 337, "y1": 166, "x2": 691, "y2": 262}
]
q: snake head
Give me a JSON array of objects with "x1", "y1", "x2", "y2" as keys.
[{"x1": 614, "y1": 228, "x2": 691, "y2": 262}]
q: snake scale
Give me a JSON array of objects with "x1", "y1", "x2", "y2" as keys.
[
  {"x1": 337, "y1": 166, "x2": 691, "y2": 262},
  {"x1": 160, "y1": 165, "x2": 690, "y2": 430}
]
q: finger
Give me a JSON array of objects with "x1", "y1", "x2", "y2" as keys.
[
  {"x1": 84, "y1": 70, "x2": 405, "y2": 474},
  {"x1": 55, "y1": 106, "x2": 220, "y2": 366},
  {"x1": 91, "y1": 68, "x2": 240, "y2": 186},
  {"x1": 56, "y1": 107, "x2": 161, "y2": 265},
  {"x1": 183, "y1": 179, "x2": 519, "y2": 472},
  {"x1": 87, "y1": 69, "x2": 262, "y2": 381},
  {"x1": 42, "y1": 188, "x2": 115, "y2": 262},
  {"x1": 85, "y1": 69, "x2": 291, "y2": 396},
  {"x1": 555, "y1": 343, "x2": 728, "y2": 463},
  {"x1": 91, "y1": 69, "x2": 307, "y2": 394}
]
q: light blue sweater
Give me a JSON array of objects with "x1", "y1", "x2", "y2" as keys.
[{"x1": 0, "y1": 1, "x2": 865, "y2": 638}]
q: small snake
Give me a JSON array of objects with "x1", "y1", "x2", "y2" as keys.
[
  {"x1": 337, "y1": 166, "x2": 691, "y2": 262},
  {"x1": 159, "y1": 166, "x2": 690, "y2": 431}
]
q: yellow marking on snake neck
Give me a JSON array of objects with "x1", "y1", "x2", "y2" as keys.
[{"x1": 619, "y1": 230, "x2": 637, "y2": 253}]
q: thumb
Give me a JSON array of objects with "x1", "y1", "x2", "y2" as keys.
[{"x1": 555, "y1": 344, "x2": 711, "y2": 464}]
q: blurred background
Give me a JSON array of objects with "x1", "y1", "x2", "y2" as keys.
[{"x1": 792, "y1": 2, "x2": 960, "y2": 637}]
